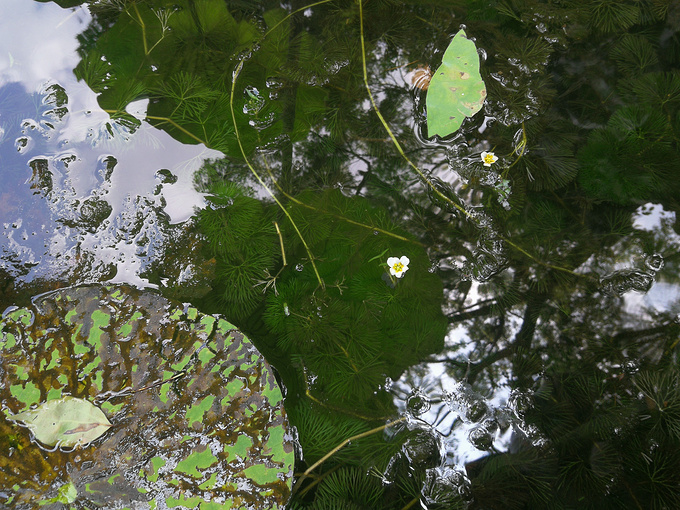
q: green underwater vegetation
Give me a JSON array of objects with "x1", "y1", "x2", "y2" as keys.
[{"x1": 3, "y1": 0, "x2": 680, "y2": 508}]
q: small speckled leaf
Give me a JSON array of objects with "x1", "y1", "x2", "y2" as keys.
[
  {"x1": 7, "y1": 397, "x2": 111, "y2": 447},
  {"x1": 426, "y1": 29, "x2": 487, "y2": 137}
]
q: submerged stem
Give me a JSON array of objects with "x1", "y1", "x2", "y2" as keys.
[
  {"x1": 259, "y1": 152, "x2": 421, "y2": 245},
  {"x1": 358, "y1": 0, "x2": 469, "y2": 219},
  {"x1": 130, "y1": 3, "x2": 148, "y2": 55},
  {"x1": 230, "y1": 60, "x2": 324, "y2": 289},
  {"x1": 263, "y1": 0, "x2": 334, "y2": 40},
  {"x1": 292, "y1": 416, "x2": 407, "y2": 495}
]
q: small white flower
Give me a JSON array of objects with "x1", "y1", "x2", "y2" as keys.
[
  {"x1": 481, "y1": 151, "x2": 498, "y2": 167},
  {"x1": 386, "y1": 256, "x2": 410, "y2": 278}
]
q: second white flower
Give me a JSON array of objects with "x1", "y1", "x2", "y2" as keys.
[{"x1": 387, "y1": 256, "x2": 410, "y2": 278}]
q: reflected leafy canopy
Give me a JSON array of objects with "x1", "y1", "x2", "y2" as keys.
[{"x1": 10, "y1": 0, "x2": 680, "y2": 508}]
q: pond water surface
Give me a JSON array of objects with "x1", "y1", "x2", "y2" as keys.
[{"x1": 2, "y1": 0, "x2": 680, "y2": 509}]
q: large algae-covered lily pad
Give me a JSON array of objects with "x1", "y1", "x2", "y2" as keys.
[{"x1": 0, "y1": 285, "x2": 294, "y2": 509}]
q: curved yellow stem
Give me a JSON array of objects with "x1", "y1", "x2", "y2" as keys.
[
  {"x1": 230, "y1": 60, "x2": 324, "y2": 288},
  {"x1": 263, "y1": 0, "x2": 334, "y2": 40},
  {"x1": 358, "y1": 1, "x2": 470, "y2": 219},
  {"x1": 292, "y1": 415, "x2": 407, "y2": 495}
]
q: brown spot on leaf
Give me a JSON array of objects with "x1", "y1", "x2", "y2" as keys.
[{"x1": 64, "y1": 422, "x2": 111, "y2": 434}]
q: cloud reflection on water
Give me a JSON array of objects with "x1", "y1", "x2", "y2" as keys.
[{"x1": 0, "y1": 0, "x2": 221, "y2": 290}]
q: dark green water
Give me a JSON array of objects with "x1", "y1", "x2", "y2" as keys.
[{"x1": 1, "y1": 0, "x2": 680, "y2": 508}]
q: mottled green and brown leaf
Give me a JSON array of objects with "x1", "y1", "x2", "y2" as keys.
[{"x1": 426, "y1": 29, "x2": 487, "y2": 138}]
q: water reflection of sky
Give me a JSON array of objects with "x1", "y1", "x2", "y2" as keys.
[
  {"x1": 395, "y1": 201, "x2": 680, "y2": 468},
  {"x1": 0, "y1": 0, "x2": 221, "y2": 288}
]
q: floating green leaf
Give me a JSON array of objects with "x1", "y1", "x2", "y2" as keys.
[
  {"x1": 426, "y1": 29, "x2": 487, "y2": 138},
  {"x1": 7, "y1": 397, "x2": 112, "y2": 448}
]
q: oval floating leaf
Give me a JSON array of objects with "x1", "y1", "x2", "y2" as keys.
[
  {"x1": 7, "y1": 397, "x2": 112, "y2": 448},
  {"x1": 426, "y1": 29, "x2": 487, "y2": 138}
]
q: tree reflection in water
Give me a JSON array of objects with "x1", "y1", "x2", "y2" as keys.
[{"x1": 2, "y1": 0, "x2": 680, "y2": 508}]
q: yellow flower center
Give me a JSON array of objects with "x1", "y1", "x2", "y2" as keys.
[
  {"x1": 483, "y1": 154, "x2": 496, "y2": 164},
  {"x1": 393, "y1": 262, "x2": 404, "y2": 272}
]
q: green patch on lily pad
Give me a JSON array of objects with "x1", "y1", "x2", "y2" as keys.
[{"x1": 0, "y1": 285, "x2": 294, "y2": 509}]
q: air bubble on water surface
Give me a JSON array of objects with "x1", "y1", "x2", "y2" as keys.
[
  {"x1": 443, "y1": 382, "x2": 488, "y2": 423},
  {"x1": 601, "y1": 269, "x2": 654, "y2": 295},
  {"x1": 645, "y1": 253, "x2": 664, "y2": 272},
  {"x1": 406, "y1": 388, "x2": 432, "y2": 416}
]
